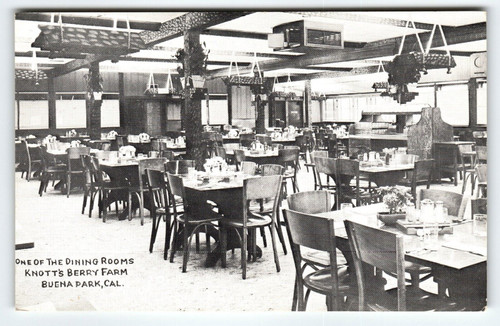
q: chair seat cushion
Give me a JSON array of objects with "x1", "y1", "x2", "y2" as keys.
[{"x1": 303, "y1": 266, "x2": 352, "y2": 295}]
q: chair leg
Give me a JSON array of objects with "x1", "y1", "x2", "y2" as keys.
[
  {"x1": 164, "y1": 216, "x2": 172, "y2": 260},
  {"x1": 149, "y1": 213, "x2": 159, "y2": 254},
  {"x1": 195, "y1": 232, "x2": 200, "y2": 253},
  {"x1": 205, "y1": 225, "x2": 211, "y2": 252},
  {"x1": 269, "y1": 221, "x2": 281, "y2": 273},
  {"x1": 128, "y1": 192, "x2": 132, "y2": 221},
  {"x1": 102, "y1": 191, "x2": 108, "y2": 223},
  {"x1": 220, "y1": 224, "x2": 227, "y2": 268},
  {"x1": 274, "y1": 221, "x2": 287, "y2": 255},
  {"x1": 82, "y1": 188, "x2": 88, "y2": 214},
  {"x1": 241, "y1": 229, "x2": 247, "y2": 279},
  {"x1": 182, "y1": 224, "x2": 190, "y2": 273},
  {"x1": 169, "y1": 221, "x2": 179, "y2": 263},
  {"x1": 260, "y1": 226, "x2": 267, "y2": 247},
  {"x1": 292, "y1": 275, "x2": 298, "y2": 311},
  {"x1": 66, "y1": 174, "x2": 71, "y2": 198},
  {"x1": 139, "y1": 191, "x2": 145, "y2": 226}
]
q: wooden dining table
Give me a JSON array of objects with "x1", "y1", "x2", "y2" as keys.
[
  {"x1": 359, "y1": 163, "x2": 414, "y2": 187},
  {"x1": 314, "y1": 203, "x2": 487, "y2": 310},
  {"x1": 225, "y1": 149, "x2": 280, "y2": 165}
]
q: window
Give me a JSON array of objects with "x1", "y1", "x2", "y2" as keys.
[
  {"x1": 18, "y1": 100, "x2": 49, "y2": 130},
  {"x1": 56, "y1": 99, "x2": 87, "y2": 128},
  {"x1": 436, "y1": 84, "x2": 469, "y2": 127},
  {"x1": 101, "y1": 99, "x2": 120, "y2": 128},
  {"x1": 477, "y1": 83, "x2": 487, "y2": 125}
]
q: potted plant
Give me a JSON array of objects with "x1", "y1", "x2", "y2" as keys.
[
  {"x1": 175, "y1": 41, "x2": 209, "y2": 90},
  {"x1": 376, "y1": 186, "x2": 413, "y2": 225}
]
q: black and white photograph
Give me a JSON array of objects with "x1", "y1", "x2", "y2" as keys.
[{"x1": 11, "y1": 7, "x2": 490, "y2": 316}]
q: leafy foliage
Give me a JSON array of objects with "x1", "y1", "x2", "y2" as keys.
[{"x1": 377, "y1": 186, "x2": 413, "y2": 214}]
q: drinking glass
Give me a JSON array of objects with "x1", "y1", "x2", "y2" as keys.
[
  {"x1": 340, "y1": 203, "x2": 353, "y2": 220},
  {"x1": 406, "y1": 205, "x2": 416, "y2": 223},
  {"x1": 472, "y1": 214, "x2": 487, "y2": 237}
]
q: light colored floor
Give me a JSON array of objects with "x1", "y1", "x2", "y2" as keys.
[{"x1": 14, "y1": 163, "x2": 474, "y2": 311}]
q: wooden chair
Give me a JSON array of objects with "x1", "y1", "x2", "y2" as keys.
[
  {"x1": 37, "y1": 146, "x2": 66, "y2": 196},
  {"x1": 256, "y1": 134, "x2": 273, "y2": 147},
  {"x1": 283, "y1": 208, "x2": 353, "y2": 310},
  {"x1": 475, "y1": 164, "x2": 487, "y2": 198},
  {"x1": 85, "y1": 156, "x2": 128, "y2": 222},
  {"x1": 312, "y1": 155, "x2": 337, "y2": 194},
  {"x1": 233, "y1": 149, "x2": 246, "y2": 171},
  {"x1": 397, "y1": 159, "x2": 434, "y2": 201},
  {"x1": 128, "y1": 158, "x2": 167, "y2": 225},
  {"x1": 475, "y1": 146, "x2": 487, "y2": 164},
  {"x1": 278, "y1": 147, "x2": 300, "y2": 193},
  {"x1": 471, "y1": 198, "x2": 487, "y2": 219},
  {"x1": 417, "y1": 189, "x2": 467, "y2": 219},
  {"x1": 286, "y1": 190, "x2": 349, "y2": 310},
  {"x1": 239, "y1": 133, "x2": 255, "y2": 148},
  {"x1": 167, "y1": 173, "x2": 222, "y2": 272},
  {"x1": 220, "y1": 175, "x2": 283, "y2": 279},
  {"x1": 19, "y1": 140, "x2": 41, "y2": 181},
  {"x1": 336, "y1": 159, "x2": 372, "y2": 209},
  {"x1": 458, "y1": 144, "x2": 476, "y2": 194},
  {"x1": 146, "y1": 169, "x2": 175, "y2": 259},
  {"x1": 165, "y1": 159, "x2": 195, "y2": 175},
  {"x1": 66, "y1": 147, "x2": 91, "y2": 197},
  {"x1": 214, "y1": 146, "x2": 227, "y2": 161},
  {"x1": 258, "y1": 164, "x2": 287, "y2": 255},
  {"x1": 160, "y1": 149, "x2": 176, "y2": 161},
  {"x1": 344, "y1": 220, "x2": 460, "y2": 311}
]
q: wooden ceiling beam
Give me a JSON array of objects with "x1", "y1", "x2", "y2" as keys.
[
  {"x1": 273, "y1": 65, "x2": 381, "y2": 83},
  {"x1": 208, "y1": 22, "x2": 486, "y2": 78},
  {"x1": 289, "y1": 11, "x2": 436, "y2": 30},
  {"x1": 47, "y1": 54, "x2": 113, "y2": 77},
  {"x1": 140, "y1": 11, "x2": 253, "y2": 45},
  {"x1": 15, "y1": 12, "x2": 161, "y2": 31}
]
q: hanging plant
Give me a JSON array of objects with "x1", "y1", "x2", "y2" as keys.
[
  {"x1": 175, "y1": 41, "x2": 210, "y2": 90},
  {"x1": 84, "y1": 69, "x2": 103, "y2": 101}
]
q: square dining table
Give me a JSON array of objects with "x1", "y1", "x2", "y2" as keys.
[{"x1": 314, "y1": 203, "x2": 486, "y2": 310}]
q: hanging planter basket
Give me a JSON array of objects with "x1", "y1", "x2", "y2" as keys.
[
  {"x1": 93, "y1": 92, "x2": 103, "y2": 100},
  {"x1": 222, "y1": 76, "x2": 263, "y2": 86},
  {"x1": 191, "y1": 75, "x2": 206, "y2": 89}
]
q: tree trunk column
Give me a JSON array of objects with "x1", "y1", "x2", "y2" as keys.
[
  {"x1": 304, "y1": 79, "x2": 312, "y2": 128},
  {"x1": 255, "y1": 96, "x2": 266, "y2": 134},
  {"x1": 86, "y1": 62, "x2": 102, "y2": 140},
  {"x1": 183, "y1": 30, "x2": 204, "y2": 170}
]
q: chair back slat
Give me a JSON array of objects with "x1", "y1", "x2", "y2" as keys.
[
  {"x1": 239, "y1": 133, "x2": 255, "y2": 148},
  {"x1": 313, "y1": 156, "x2": 336, "y2": 176},
  {"x1": 138, "y1": 158, "x2": 167, "y2": 175},
  {"x1": 233, "y1": 149, "x2": 246, "y2": 164},
  {"x1": 283, "y1": 209, "x2": 336, "y2": 253},
  {"x1": 417, "y1": 189, "x2": 465, "y2": 218},
  {"x1": 244, "y1": 175, "x2": 282, "y2": 201},
  {"x1": 215, "y1": 146, "x2": 227, "y2": 160},
  {"x1": 166, "y1": 173, "x2": 185, "y2": 198},
  {"x1": 287, "y1": 190, "x2": 331, "y2": 214},
  {"x1": 261, "y1": 164, "x2": 284, "y2": 176},
  {"x1": 458, "y1": 144, "x2": 474, "y2": 154},
  {"x1": 471, "y1": 198, "x2": 487, "y2": 218},
  {"x1": 337, "y1": 158, "x2": 359, "y2": 177},
  {"x1": 241, "y1": 161, "x2": 257, "y2": 175},
  {"x1": 476, "y1": 146, "x2": 487, "y2": 162},
  {"x1": 414, "y1": 159, "x2": 434, "y2": 182},
  {"x1": 278, "y1": 148, "x2": 300, "y2": 165},
  {"x1": 146, "y1": 169, "x2": 169, "y2": 209},
  {"x1": 344, "y1": 220, "x2": 406, "y2": 311},
  {"x1": 165, "y1": 160, "x2": 195, "y2": 175},
  {"x1": 256, "y1": 134, "x2": 272, "y2": 146},
  {"x1": 67, "y1": 146, "x2": 91, "y2": 159},
  {"x1": 476, "y1": 164, "x2": 487, "y2": 183}
]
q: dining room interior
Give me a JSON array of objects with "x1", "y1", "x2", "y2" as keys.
[{"x1": 13, "y1": 10, "x2": 488, "y2": 312}]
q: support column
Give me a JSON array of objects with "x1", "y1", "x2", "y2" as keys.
[
  {"x1": 118, "y1": 72, "x2": 126, "y2": 134},
  {"x1": 183, "y1": 30, "x2": 204, "y2": 169},
  {"x1": 47, "y1": 77, "x2": 56, "y2": 130},
  {"x1": 304, "y1": 79, "x2": 312, "y2": 128},
  {"x1": 468, "y1": 78, "x2": 478, "y2": 128},
  {"x1": 86, "y1": 62, "x2": 103, "y2": 140}
]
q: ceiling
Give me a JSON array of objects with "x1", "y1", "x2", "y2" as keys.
[{"x1": 14, "y1": 11, "x2": 487, "y2": 93}]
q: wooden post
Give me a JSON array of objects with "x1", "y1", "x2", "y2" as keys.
[
  {"x1": 468, "y1": 78, "x2": 478, "y2": 129},
  {"x1": 183, "y1": 30, "x2": 204, "y2": 170},
  {"x1": 86, "y1": 62, "x2": 103, "y2": 140},
  {"x1": 304, "y1": 79, "x2": 312, "y2": 128},
  {"x1": 47, "y1": 77, "x2": 56, "y2": 130},
  {"x1": 118, "y1": 72, "x2": 126, "y2": 134}
]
